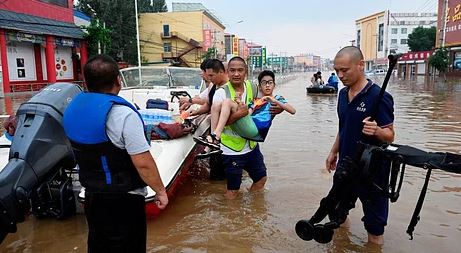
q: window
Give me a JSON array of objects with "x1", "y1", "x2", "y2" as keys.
[
  {"x1": 401, "y1": 28, "x2": 408, "y2": 34},
  {"x1": 38, "y1": 0, "x2": 68, "y2": 8},
  {"x1": 163, "y1": 24, "x2": 170, "y2": 37},
  {"x1": 391, "y1": 28, "x2": 398, "y2": 34},
  {"x1": 378, "y1": 24, "x2": 384, "y2": 51},
  {"x1": 391, "y1": 39, "x2": 398, "y2": 44},
  {"x1": 401, "y1": 39, "x2": 407, "y2": 44},
  {"x1": 163, "y1": 43, "x2": 171, "y2": 52}
]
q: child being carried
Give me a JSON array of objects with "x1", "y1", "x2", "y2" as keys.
[{"x1": 194, "y1": 70, "x2": 296, "y2": 154}]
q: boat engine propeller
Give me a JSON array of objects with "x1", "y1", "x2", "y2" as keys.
[
  {"x1": 0, "y1": 83, "x2": 82, "y2": 243},
  {"x1": 295, "y1": 142, "x2": 461, "y2": 244}
]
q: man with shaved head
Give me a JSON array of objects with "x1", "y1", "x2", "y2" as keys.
[{"x1": 325, "y1": 46, "x2": 395, "y2": 244}]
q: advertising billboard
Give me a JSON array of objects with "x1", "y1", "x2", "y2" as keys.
[
  {"x1": 203, "y1": 29, "x2": 212, "y2": 51},
  {"x1": 232, "y1": 37, "x2": 239, "y2": 56},
  {"x1": 438, "y1": 0, "x2": 461, "y2": 47}
]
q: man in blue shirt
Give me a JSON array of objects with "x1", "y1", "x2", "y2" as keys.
[
  {"x1": 325, "y1": 46, "x2": 395, "y2": 245},
  {"x1": 327, "y1": 73, "x2": 339, "y2": 90}
]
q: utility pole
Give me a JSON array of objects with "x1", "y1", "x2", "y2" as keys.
[
  {"x1": 211, "y1": 30, "x2": 219, "y2": 59},
  {"x1": 441, "y1": 0, "x2": 449, "y2": 48},
  {"x1": 134, "y1": 0, "x2": 142, "y2": 86}
]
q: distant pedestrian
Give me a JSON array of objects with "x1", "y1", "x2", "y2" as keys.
[{"x1": 327, "y1": 73, "x2": 339, "y2": 90}]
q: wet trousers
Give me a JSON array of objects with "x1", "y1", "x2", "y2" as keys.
[{"x1": 85, "y1": 192, "x2": 146, "y2": 253}]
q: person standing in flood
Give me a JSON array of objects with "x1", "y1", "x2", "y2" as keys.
[
  {"x1": 209, "y1": 56, "x2": 268, "y2": 199},
  {"x1": 325, "y1": 46, "x2": 395, "y2": 245},
  {"x1": 63, "y1": 54, "x2": 168, "y2": 252}
]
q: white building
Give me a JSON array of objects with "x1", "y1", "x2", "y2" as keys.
[
  {"x1": 388, "y1": 12, "x2": 437, "y2": 54},
  {"x1": 356, "y1": 11, "x2": 437, "y2": 71}
]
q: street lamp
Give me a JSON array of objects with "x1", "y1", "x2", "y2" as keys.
[{"x1": 226, "y1": 20, "x2": 244, "y2": 33}]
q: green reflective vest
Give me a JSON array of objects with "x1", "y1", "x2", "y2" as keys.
[{"x1": 220, "y1": 80, "x2": 258, "y2": 152}]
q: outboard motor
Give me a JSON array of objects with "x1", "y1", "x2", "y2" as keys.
[{"x1": 0, "y1": 83, "x2": 82, "y2": 242}]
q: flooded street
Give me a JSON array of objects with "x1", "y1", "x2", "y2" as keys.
[{"x1": 1, "y1": 74, "x2": 460, "y2": 252}]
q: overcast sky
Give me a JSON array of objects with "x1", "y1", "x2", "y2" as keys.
[{"x1": 165, "y1": 0, "x2": 439, "y2": 58}]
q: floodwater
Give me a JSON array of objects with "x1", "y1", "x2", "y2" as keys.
[{"x1": 0, "y1": 74, "x2": 460, "y2": 252}]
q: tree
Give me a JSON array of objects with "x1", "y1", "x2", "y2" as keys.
[
  {"x1": 428, "y1": 48, "x2": 449, "y2": 76},
  {"x1": 407, "y1": 26, "x2": 436, "y2": 52},
  {"x1": 151, "y1": 0, "x2": 168, "y2": 12},
  {"x1": 141, "y1": 0, "x2": 168, "y2": 13},
  {"x1": 202, "y1": 48, "x2": 217, "y2": 60},
  {"x1": 82, "y1": 19, "x2": 112, "y2": 57},
  {"x1": 75, "y1": 0, "x2": 168, "y2": 64}
]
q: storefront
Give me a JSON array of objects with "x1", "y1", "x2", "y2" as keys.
[
  {"x1": 0, "y1": 9, "x2": 87, "y2": 93},
  {"x1": 397, "y1": 50, "x2": 434, "y2": 77},
  {"x1": 6, "y1": 32, "x2": 42, "y2": 83}
]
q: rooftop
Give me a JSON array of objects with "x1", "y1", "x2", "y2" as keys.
[
  {"x1": 172, "y1": 3, "x2": 225, "y2": 29},
  {"x1": 0, "y1": 9, "x2": 84, "y2": 39}
]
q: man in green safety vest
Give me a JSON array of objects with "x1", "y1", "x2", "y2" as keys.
[{"x1": 210, "y1": 56, "x2": 268, "y2": 199}]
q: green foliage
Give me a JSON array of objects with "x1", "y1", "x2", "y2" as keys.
[
  {"x1": 428, "y1": 48, "x2": 449, "y2": 73},
  {"x1": 407, "y1": 26, "x2": 436, "y2": 52},
  {"x1": 76, "y1": 0, "x2": 168, "y2": 64},
  {"x1": 202, "y1": 47, "x2": 217, "y2": 60},
  {"x1": 82, "y1": 19, "x2": 112, "y2": 57},
  {"x1": 146, "y1": 0, "x2": 168, "y2": 13}
]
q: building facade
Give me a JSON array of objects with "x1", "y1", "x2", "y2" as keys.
[
  {"x1": 293, "y1": 53, "x2": 321, "y2": 71},
  {"x1": 0, "y1": 0, "x2": 87, "y2": 94},
  {"x1": 397, "y1": 50, "x2": 434, "y2": 77},
  {"x1": 436, "y1": 0, "x2": 461, "y2": 74},
  {"x1": 238, "y1": 38, "x2": 249, "y2": 60},
  {"x1": 356, "y1": 11, "x2": 387, "y2": 71},
  {"x1": 248, "y1": 43, "x2": 264, "y2": 69},
  {"x1": 224, "y1": 33, "x2": 234, "y2": 58},
  {"x1": 140, "y1": 4, "x2": 225, "y2": 67},
  {"x1": 356, "y1": 10, "x2": 437, "y2": 71},
  {"x1": 388, "y1": 12, "x2": 437, "y2": 54}
]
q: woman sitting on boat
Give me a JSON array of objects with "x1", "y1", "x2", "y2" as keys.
[{"x1": 310, "y1": 71, "x2": 324, "y2": 86}]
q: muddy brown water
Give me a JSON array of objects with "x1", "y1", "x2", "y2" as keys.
[{"x1": 0, "y1": 74, "x2": 460, "y2": 252}]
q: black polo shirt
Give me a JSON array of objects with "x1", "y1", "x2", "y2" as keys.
[{"x1": 337, "y1": 80, "x2": 394, "y2": 161}]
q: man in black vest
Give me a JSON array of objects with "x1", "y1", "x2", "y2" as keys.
[{"x1": 63, "y1": 55, "x2": 168, "y2": 252}]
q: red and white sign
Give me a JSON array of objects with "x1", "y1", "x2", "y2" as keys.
[
  {"x1": 203, "y1": 29, "x2": 212, "y2": 51},
  {"x1": 399, "y1": 50, "x2": 434, "y2": 62}
]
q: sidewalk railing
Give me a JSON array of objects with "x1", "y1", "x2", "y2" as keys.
[{"x1": 10, "y1": 81, "x2": 85, "y2": 93}]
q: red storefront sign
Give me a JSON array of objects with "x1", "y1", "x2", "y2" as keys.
[
  {"x1": 438, "y1": 0, "x2": 461, "y2": 47},
  {"x1": 203, "y1": 29, "x2": 212, "y2": 51},
  {"x1": 398, "y1": 50, "x2": 434, "y2": 62}
]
